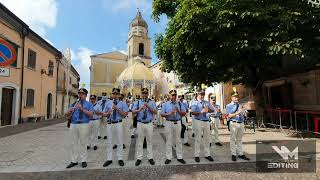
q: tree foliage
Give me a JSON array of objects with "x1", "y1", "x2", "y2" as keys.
[{"x1": 152, "y1": 0, "x2": 320, "y2": 88}]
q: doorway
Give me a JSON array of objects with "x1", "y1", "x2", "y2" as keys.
[
  {"x1": 1, "y1": 88, "x2": 14, "y2": 126},
  {"x1": 47, "y1": 93, "x2": 52, "y2": 119}
]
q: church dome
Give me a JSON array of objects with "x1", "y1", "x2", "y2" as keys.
[
  {"x1": 130, "y1": 10, "x2": 148, "y2": 29},
  {"x1": 118, "y1": 61, "x2": 155, "y2": 83}
]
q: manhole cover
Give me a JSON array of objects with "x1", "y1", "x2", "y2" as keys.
[{"x1": 0, "y1": 150, "x2": 33, "y2": 162}]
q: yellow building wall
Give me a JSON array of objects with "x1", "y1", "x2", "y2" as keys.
[
  {"x1": 93, "y1": 62, "x2": 106, "y2": 83},
  {"x1": 109, "y1": 63, "x2": 126, "y2": 83},
  {"x1": 22, "y1": 37, "x2": 57, "y2": 119}
]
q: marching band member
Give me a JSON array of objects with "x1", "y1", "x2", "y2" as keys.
[
  {"x1": 87, "y1": 95, "x2": 101, "y2": 150},
  {"x1": 226, "y1": 89, "x2": 250, "y2": 161},
  {"x1": 191, "y1": 89, "x2": 215, "y2": 163},
  {"x1": 133, "y1": 88, "x2": 157, "y2": 166},
  {"x1": 208, "y1": 93, "x2": 223, "y2": 146},
  {"x1": 65, "y1": 88, "x2": 93, "y2": 169},
  {"x1": 161, "y1": 90, "x2": 187, "y2": 165},
  {"x1": 102, "y1": 88, "x2": 129, "y2": 167}
]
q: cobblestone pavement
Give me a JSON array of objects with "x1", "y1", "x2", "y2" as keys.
[
  {"x1": 0, "y1": 118, "x2": 66, "y2": 138},
  {"x1": 0, "y1": 118, "x2": 319, "y2": 179}
]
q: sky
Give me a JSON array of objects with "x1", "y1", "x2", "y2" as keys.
[{"x1": 0, "y1": 0, "x2": 168, "y2": 92}]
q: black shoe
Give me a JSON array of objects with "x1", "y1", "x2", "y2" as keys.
[
  {"x1": 238, "y1": 155, "x2": 250, "y2": 161},
  {"x1": 192, "y1": 133, "x2": 195, "y2": 137},
  {"x1": 123, "y1": 144, "x2": 126, "y2": 149},
  {"x1": 104, "y1": 136, "x2": 107, "y2": 139},
  {"x1": 103, "y1": 160, "x2": 112, "y2": 167},
  {"x1": 131, "y1": 135, "x2": 135, "y2": 138},
  {"x1": 184, "y1": 143, "x2": 191, "y2": 146},
  {"x1": 165, "y1": 159, "x2": 171, "y2": 164},
  {"x1": 149, "y1": 159, "x2": 155, "y2": 165},
  {"x1": 135, "y1": 159, "x2": 142, "y2": 166},
  {"x1": 118, "y1": 160, "x2": 124, "y2": 166},
  {"x1": 177, "y1": 159, "x2": 186, "y2": 164},
  {"x1": 215, "y1": 142, "x2": 223, "y2": 146},
  {"x1": 93, "y1": 146, "x2": 98, "y2": 150},
  {"x1": 87, "y1": 146, "x2": 90, "y2": 150},
  {"x1": 195, "y1": 157, "x2": 200, "y2": 162},
  {"x1": 113, "y1": 145, "x2": 117, "y2": 149},
  {"x1": 143, "y1": 144, "x2": 147, "y2": 149},
  {"x1": 157, "y1": 125, "x2": 160, "y2": 127},
  {"x1": 66, "y1": 162, "x2": 78, "y2": 168},
  {"x1": 81, "y1": 162, "x2": 87, "y2": 168},
  {"x1": 210, "y1": 143, "x2": 212, "y2": 147},
  {"x1": 205, "y1": 156, "x2": 214, "y2": 162},
  {"x1": 161, "y1": 125, "x2": 165, "y2": 128},
  {"x1": 98, "y1": 136, "x2": 101, "y2": 139},
  {"x1": 232, "y1": 155, "x2": 237, "y2": 161}
]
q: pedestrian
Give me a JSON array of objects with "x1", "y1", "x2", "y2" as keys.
[
  {"x1": 191, "y1": 89, "x2": 215, "y2": 163},
  {"x1": 226, "y1": 90, "x2": 250, "y2": 161},
  {"x1": 102, "y1": 88, "x2": 129, "y2": 167},
  {"x1": 161, "y1": 90, "x2": 187, "y2": 165},
  {"x1": 132, "y1": 88, "x2": 157, "y2": 166},
  {"x1": 178, "y1": 95, "x2": 190, "y2": 146},
  {"x1": 87, "y1": 95, "x2": 101, "y2": 150},
  {"x1": 98, "y1": 92, "x2": 109, "y2": 140},
  {"x1": 65, "y1": 88, "x2": 94, "y2": 169}
]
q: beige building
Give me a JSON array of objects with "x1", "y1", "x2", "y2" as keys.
[
  {"x1": 55, "y1": 50, "x2": 80, "y2": 117},
  {"x1": 0, "y1": 3, "x2": 80, "y2": 126},
  {"x1": 90, "y1": 10, "x2": 153, "y2": 97}
]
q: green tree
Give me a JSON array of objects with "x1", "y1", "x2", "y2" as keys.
[
  {"x1": 152, "y1": 0, "x2": 320, "y2": 115},
  {"x1": 152, "y1": 0, "x2": 320, "y2": 95}
]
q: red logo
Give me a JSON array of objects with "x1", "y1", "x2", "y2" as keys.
[{"x1": 0, "y1": 38, "x2": 17, "y2": 67}]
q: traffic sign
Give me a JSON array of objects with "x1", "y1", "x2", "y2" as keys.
[{"x1": 0, "y1": 38, "x2": 17, "y2": 67}]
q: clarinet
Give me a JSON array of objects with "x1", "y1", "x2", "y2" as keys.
[
  {"x1": 143, "y1": 98, "x2": 148, "y2": 119},
  {"x1": 67, "y1": 99, "x2": 80, "y2": 128}
]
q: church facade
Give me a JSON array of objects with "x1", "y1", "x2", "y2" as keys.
[{"x1": 90, "y1": 10, "x2": 153, "y2": 97}]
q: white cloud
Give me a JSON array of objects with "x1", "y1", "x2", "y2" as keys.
[
  {"x1": 0, "y1": 0, "x2": 58, "y2": 36},
  {"x1": 71, "y1": 47, "x2": 94, "y2": 93},
  {"x1": 112, "y1": 47, "x2": 127, "y2": 55},
  {"x1": 102, "y1": 0, "x2": 151, "y2": 13}
]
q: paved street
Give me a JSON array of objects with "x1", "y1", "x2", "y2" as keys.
[{"x1": 0, "y1": 118, "x2": 319, "y2": 179}]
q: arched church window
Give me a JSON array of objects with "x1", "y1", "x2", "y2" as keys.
[{"x1": 139, "y1": 43, "x2": 144, "y2": 56}]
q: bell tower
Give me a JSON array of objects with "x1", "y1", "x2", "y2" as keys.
[{"x1": 127, "y1": 9, "x2": 151, "y2": 67}]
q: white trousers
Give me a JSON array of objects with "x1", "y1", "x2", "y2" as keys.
[
  {"x1": 70, "y1": 123, "x2": 89, "y2": 163},
  {"x1": 165, "y1": 121, "x2": 183, "y2": 159},
  {"x1": 106, "y1": 122, "x2": 123, "y2": 160},
  {"x1": 99, "y1": 117, "x2": 108, "y2": 137},
  {"x1": 191, "y1": 115, "x2": 195, "y2": 134},
  {"x1": 122, "y1": 117, "x2": 129, "y2": 143},
  {"x1": 194, "y1": 120, "x2": 211, "y2": 157},
  {"x1": 181, "y1": 116, "x2": 189, "y2": 144},
  {"x1": 230, "y1": 121, "x2": 244, "y2": 156},
  {"x1": 210, "y1": 117, "x2": 220, "y2": 143},
  {"x1": 136, "y1": 122, "x2": 153, "y2": 160},
  {"x1": 88, "y1": 120, "x2": 100, "y2": 147}
]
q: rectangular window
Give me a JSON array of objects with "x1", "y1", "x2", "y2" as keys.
[
  {"x1": 48, "y1": 61, "x2": 54, "y2": 76},
  {"x1": 26, "y1": 89, "x2": 35, "y2": 107},
  {"x1": 27, "y1": 49, "x2": 36, "y2": 69}
]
